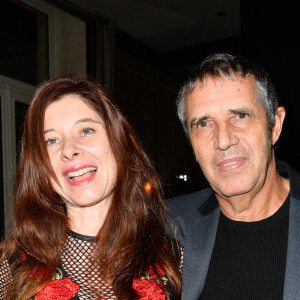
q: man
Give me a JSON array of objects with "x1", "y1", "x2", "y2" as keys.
[{"x1": 168, "y1": 53, "x2": 300, "y2": 299}]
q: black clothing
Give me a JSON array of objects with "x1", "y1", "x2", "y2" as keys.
[{"x1": 200, "y1": 194, "x2": 290, "y2": 299}]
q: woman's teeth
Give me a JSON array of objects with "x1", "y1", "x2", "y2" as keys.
[{"x1": 67, "y1": 167, "x2": 97, "y2": 181}]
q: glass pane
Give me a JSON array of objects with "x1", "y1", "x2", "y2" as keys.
[
  {"x1": 15, "y1": 101, "x2": 29, "y2": 164},
  {"x1": 0, "y1": 97, "x2": 4, "y2": 236},
  {"x1": 0, "y1": 0, "x2": 49, "y2": 85}
]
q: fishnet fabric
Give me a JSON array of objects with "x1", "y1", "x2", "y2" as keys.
[
  {"x1": 0, "y1": 235, "x2": 184, "y2": 300},
  {"x1": 0, "y1": 259, "x2": 11, "y2": 299},
  {"x1": 61, "y1": 231, "x2": 116, "y2": 299}
]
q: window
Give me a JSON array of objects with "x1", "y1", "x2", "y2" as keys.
[
  {"x1": 0, "y1": 97, "x2": 4, "y2": 236},
  {"x1": 0, "y1": 0, "x2": 49, "y2": 85}
]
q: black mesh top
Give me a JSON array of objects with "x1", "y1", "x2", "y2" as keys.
[
  {"x1": 0, "y1": 231, "x2": 116, "y2": 299},
  {"x1": 61, "y1": 231, "x2": 116, "y2": 299},
  {"x1": 0, "y1": 231, "x2": 182, "y2": 299}
]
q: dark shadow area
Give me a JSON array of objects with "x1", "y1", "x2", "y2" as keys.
[
  {"x1": 113, "y1": 0, "x2": 300, "y2": 197},
  {"x1": 0, "y1": 0, "x2": 49, "y2": 85},
  {"x1": 0, "y1": 97, "x2": 4, "y2": 236},
  {"x1": 15, "y1": 101, "x2": 29, "y2": 164},
  {"x1": 1, "y1": 0, "x2": 298, "y2": 200}
]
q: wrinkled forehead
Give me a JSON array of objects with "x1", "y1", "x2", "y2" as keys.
[
  {"x1": 193, "y1": 74, "x2": 259, "y2": 104},
  {"x1": 190, "y1": 74, "x2": 256, "y2": 97},
  {"x1": 185, "y1": 74, "x2": 262, "y2": 120}
]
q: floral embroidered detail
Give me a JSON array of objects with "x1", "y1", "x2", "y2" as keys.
[
  {"x1": 20, "y1": 250, "x2": 28, "y2": 261},
  {"x1": 133, "y1": 278, "x2": 166, "y2": 300},
  {"x1": 35, "y1": 277, "x2": 79, "y2": 300},
  {"x1": 29, "y1": 265, "x2": 52, "y2": 279},
  {"x1": 133, "y1": 265, "x2": 168, "y2": 300},
  {"x1": 20, "y1": 250, "x2": 77, "y2": 300},
  {"x1": 20, "y1": 250, "x2": 63, "y2": 280},
  {"x1": 147, "y1": 265, "x2": 165, "y2": 278},
  {"x1": 52, "y1": 268, "x2": 64, "y2": 280}
]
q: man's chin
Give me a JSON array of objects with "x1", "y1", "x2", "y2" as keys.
[{"x1": 213, "y1": 183, "x2": 253, "y2": 199}]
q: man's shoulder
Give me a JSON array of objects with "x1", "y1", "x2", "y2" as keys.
[
  {"x1": 277, "y1": 160, "x2": 300, "y2": 199},
  {"x1": 167, "y1": 188, "x2": 213, "y2": 217}
]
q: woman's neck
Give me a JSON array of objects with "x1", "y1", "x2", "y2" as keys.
[{"x1": 67, "y1": 199, "x2": 111, "y2": 236}]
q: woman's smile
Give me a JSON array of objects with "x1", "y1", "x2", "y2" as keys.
[
  {"x1": 44, "y1": 95, "x2": 117, "y2": 208},
  {"x1": 63, "y1": 165, "x2": 97, "y2": 184}
]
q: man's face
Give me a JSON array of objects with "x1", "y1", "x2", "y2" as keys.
[{"x1": 186, "y1": 75, "x2": 273, "y2": 200}]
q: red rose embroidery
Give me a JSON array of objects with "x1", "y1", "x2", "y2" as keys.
[
  {"x1": 29, "y1": 265, "x2": 52, "y2": 279},
  {"x1": 20, "y1": 251, "x2": 52, "y2": 279},
  {"x1": 133, "y1": 265, "x2": 167, "y2": 300},
  {"x1": 20, "y1": 250, "x2": 28, "y2": 261},
  {"x1": 35, "y1": 277, "x2": 79, "y2": 300},
  {"x1": 133, "y1": 278, "x2": 166, "y2": 300},
  {"x1": 148, "y1": 265, "x2": 165, "y2": 278}
]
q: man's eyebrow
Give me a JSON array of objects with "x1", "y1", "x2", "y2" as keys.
[
  {"x1": 44, "y1": 118, "x2": 102, "y2": 134},
  {"x1": 229, "y1": 107, "x2": 256, "y2": 116},
  {"x1": 188, "y1": 107, "x2": 256, "y2": 130}
]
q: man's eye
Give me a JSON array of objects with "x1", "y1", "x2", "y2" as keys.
[
  {"x1": 197, "y1": 120, "x2": 209, "y2": 128},
  {"x1": 190, "y1": 119, "x2": 211, "y2": 131},
  {"x1": 237, "y1": 112, "x2": 247, "y2": 119},
  {"x1": 81, "y1": 127, "x2": 94, "y2": 136},
  {"x1": 46, "y1": 138, "x2": 58, "y2": 145}
]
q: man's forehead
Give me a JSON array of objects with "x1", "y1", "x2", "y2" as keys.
[
  {"x1": 187, "y1": 74, "x2": 256, "y2": 101},
  {"x1": 185, "y1": 74, "x2": 261, "y2": 118},
  {"x1": 195, "y1": 73, "x2": 255, "y2": 90}
]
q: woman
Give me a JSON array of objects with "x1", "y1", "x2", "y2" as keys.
[{"x1": 0, "y1": 75, "x2": 181, "y2": 299}]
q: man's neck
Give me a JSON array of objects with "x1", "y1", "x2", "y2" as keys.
[{"x1": 216, "y1": 160, "x2": 290, "y2": 222}]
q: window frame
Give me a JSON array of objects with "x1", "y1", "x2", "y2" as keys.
[{"x1": 0, "y1": 75, "x2": 34, "y2": 232}]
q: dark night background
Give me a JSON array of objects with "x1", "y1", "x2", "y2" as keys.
[
  {"x1": 113, "y1": 0, "x2": 300, "y2": 196},
  {"x1": 0, "y1": 0, "x2": 299, "y2": 204}
]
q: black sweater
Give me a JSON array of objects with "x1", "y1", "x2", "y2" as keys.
[{"x1": 200, "y1": 195, "x2": 289, "y2": 300}]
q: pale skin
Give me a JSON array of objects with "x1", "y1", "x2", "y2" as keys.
[
  {"x1": 186, "y1": 74, "x2": 290, "y2": 221},
  {"x1": 44, "y1": 95, "x2": 117, "y2": 236},
  {"x1": 66, "y1": 201, "x2": 111, "y2": 237}
]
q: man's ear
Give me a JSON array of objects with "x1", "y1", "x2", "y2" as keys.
[{"x1": 272, "y1": 107, "x2": 286, "y2": 145}]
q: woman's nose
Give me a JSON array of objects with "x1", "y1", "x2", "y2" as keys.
[{"x1": 60, "y1": 139, "x2": 82, "y2": 160}]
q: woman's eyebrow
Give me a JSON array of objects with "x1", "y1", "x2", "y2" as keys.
[
  {"x1": 44, "y1": 128, "x2": 54, "y2": 134},
  {"x1": 44, "y1": 118, "x2": 103, "y2": 134},
  {"x1": 75, "y1": 118, "x2": 102, "y2": 124}
]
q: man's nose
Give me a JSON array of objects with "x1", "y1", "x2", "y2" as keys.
[{"x1": 214, "y1": 123, "x2": 239, "y2": 150}]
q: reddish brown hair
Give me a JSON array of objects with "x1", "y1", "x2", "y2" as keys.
[{"x1": 0, "y1": 75, "x2": 181, "y2": 299}]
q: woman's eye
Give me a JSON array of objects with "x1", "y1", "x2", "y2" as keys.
[
  {"x1": 46, "y1": 138, "x2": 58, "y2": 145},
  {"x1": 81, "y1": 127, "x2": 94, "y2": 136}
]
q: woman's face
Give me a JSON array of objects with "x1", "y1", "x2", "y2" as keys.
[{"x1": 44, "y1": 94, "x2": 117, "y2": 209}]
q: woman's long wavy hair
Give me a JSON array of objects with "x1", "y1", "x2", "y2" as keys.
[{"x1": 0, "y1": 75, "x2": 181, "y2": 299}]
